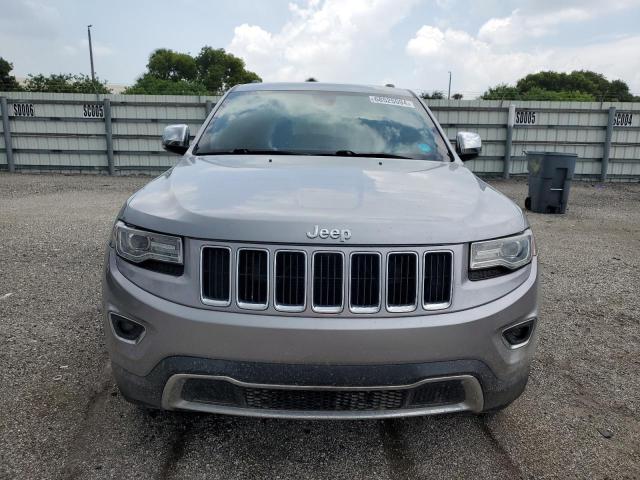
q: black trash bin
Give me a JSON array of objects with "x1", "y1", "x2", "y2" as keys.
[{"x1": 525, "y1": 151, "x2": 577, "y2": 214}]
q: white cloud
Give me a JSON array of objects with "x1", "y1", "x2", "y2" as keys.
[
  {"x1": 227, "y1": 0, "x2": 418, "y2": 82},
  {"x1": 406, "y1": 26, "x2": 445, "y2": 56},
  {"x1": 478, "y1": 8, "x2": 591, "y2": 45},
  {"x1": 406, "y1": 25, "x2": 640, "y2": 95},
  {"x1": 478, "y1": 1, "x2": 640, "y2": 45}
]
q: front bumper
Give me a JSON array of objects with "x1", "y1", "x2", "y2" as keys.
[{"x1": 103, "y1": 249, "x2": 538, "y2": 417}]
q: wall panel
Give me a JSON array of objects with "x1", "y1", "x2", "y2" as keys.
[{"x1": 0, "y1": 92, "x2": 638, "y2": 180}]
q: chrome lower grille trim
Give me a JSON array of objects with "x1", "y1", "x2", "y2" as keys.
[{"x1": 162, "y1": 374, "x2": 484, "y2": 419}]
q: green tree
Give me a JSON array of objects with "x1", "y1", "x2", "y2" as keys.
[
  {"x1": 452, "y1": 93, "x2": 463, "y2": 100},
  {"x1": 419, "y1": 90, "x2": 444, "y2": 100},
  {"x1": 22, "y1": 73, "x2": 111, "y2": 93},
  {"x1": 305, "y1": 77, "x2": 318, "y2": 82},
  {"x1": 519, "y1": 87, "x2": 594, "y2": 101},
  {"x1": 122, "y1": 73, "x2": 207, "y2": 95},
  {"x1": 482, "y1": 71, "x2": 635, "y2": 101},
  {"x1": 0, "y1": 57, "x2": 22, "y2": 91},
  {"x1": 195, "y1": 47, "x2": 261, "y2": 93},
  {"x1": 125, "y1": 47, "x2": 261, "y2": 95},
  {"x1": 481, "y1": 84, "x2": 520, "y2": 100},
  {"x1": 147, "y1": 49, "x2": 198, "y2": 81}
]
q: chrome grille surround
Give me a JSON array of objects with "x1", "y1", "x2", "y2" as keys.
[
  {"x1": 274, "y1": 250, "x2": 307, "y2": 313},
  {"x1": 200, "y1": 246, "x2": 232, "y2": 307},
  {"x1": 236, "y1": 248, "x2": 269, "y2": 310},
  {"x1": 386, "y1": 252, "x2": 419, "y2": 313},
  {"x1": 423, "y1": 250, "x2": 454, "y2": 310},
  {"x1": 311, "y1": 251, "x2": 345, "y2": 313},
  {"x1": 199, "y1": 243, "x2": 454, "y2": 316},
  {"x1": 349, "y1": 252, "x2": 382, "y2": 314}
]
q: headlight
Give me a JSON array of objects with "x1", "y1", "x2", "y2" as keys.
[
  {"x1": 470, "y1": 230, "x2": 532, "y2": 272},
  {"x1": 113, "y1": 221, "x2": 183, "y2": 265}
]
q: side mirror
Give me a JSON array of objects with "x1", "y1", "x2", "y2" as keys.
[
  {"x1": 455, "y1": 131, "x2": 481, "y2": 160},
  {"x1": 162, "y1": 124, "x2": 190, "y2": 155}
]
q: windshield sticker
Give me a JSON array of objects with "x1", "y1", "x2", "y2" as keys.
[
  {"x1": 369, "y1": 96, "x2": 415, "y2": 108},
  {"x1": 418, "y1": 143, "x2": 432, "y2": 153}
]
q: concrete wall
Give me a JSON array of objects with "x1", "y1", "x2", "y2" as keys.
[{"x1": 1, "y1": 92, "x2": 639, "y2": 180}]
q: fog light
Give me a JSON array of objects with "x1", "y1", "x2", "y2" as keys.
[
  {"x1": 502, "y1": 319, "x2": 535, "y2": 348},
  {"x1": 110, "y1": 313, "x2": 146, "y2": 343}
]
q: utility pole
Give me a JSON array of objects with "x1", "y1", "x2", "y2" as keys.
[
  {"x1": 448, "y1": 71, "x2": 452, "y2": 100},
  {"x1": 87, "y1": 25, "x2": 96, "y2": 83}
]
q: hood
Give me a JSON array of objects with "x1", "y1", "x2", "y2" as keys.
[{"x1": 122, "y1": 155, "x2": 525, "y2": 245}]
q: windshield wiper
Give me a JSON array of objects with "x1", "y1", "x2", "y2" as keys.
[
  {"x1": 194, "y1": 148, "x2": 306, "y2": 156},
  {"x1": 328, "y1": 150, "x2": 414, "y2": 159},
  {"x1": 194, "y1": 147, "x2": 414, "y2": 159}
]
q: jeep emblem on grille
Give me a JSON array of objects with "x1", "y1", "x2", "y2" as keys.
[{"x1": 306, "y1": 225, "x2": 352, "y2": 242}]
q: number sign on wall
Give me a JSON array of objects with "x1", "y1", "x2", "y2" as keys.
[
  {"x1": 515, "y1": 110, "x2": 537, "y2": 125},
  {"x1": 83, "y1": 104, "x2": 104, "y2": 118},
  {"x1": 613, "y1": 112, "x2": 634, "y2": 127},
  {"x1": 12, "y1": 103, "x2": 35, "y2": 117}
]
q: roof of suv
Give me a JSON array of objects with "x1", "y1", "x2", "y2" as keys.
[{"x1": 232, "y1": 82, "x2": 415, "y2": 97}]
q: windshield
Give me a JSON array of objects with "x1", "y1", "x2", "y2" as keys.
[{"x1": 194, "y1": 90, "x2": 450, "y2": 161}]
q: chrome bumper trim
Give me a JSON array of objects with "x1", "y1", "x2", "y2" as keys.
[{"x1": 161, "y1": 373, "x2": 484, "y2": 419}]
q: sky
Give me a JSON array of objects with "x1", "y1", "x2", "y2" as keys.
[{"x1": 1, "y1": 0, "x2": 640, "y2": 97}]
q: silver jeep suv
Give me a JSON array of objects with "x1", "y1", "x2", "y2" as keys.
[{"x1": 102, "y1": 82, "x2": 538, "y2": 418}]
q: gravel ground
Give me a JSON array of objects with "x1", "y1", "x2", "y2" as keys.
[{"x1": 0, "y1": 173, "x2": 638, "y2": 480}]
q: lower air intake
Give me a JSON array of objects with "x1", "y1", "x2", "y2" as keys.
[{"x1": 180, "y1": 378, "x2": 468, "y2": 412}]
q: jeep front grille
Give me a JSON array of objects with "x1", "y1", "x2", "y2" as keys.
[{"x1": 200, "y1": 245, "x2": 453, "y2": 314}]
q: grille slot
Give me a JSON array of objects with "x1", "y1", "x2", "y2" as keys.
[
  {"x1": 237, "y1": 249, "x2": 269, "y2": 309},
  {"x1": 275, "y1": 251, "x2": 306, "y2": 311},
  {"x1": 201, "y1": 247, "x2": 231, "y2": 305},
  {"x1": 312, "y1": 252, "x2": 344, "y2": 312},
  {"x1": 387, "y1": 252, "x2": 418, "y2": 311},
  {"x1": 350, "y1": 253, "x2": 381, "y2": 312},
  {"x1": 423, "y1": 251, "x2": 453, "y2": 308}
]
